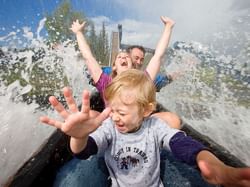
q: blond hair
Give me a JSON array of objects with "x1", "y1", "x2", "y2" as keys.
[{"x1": 104, "y1": 69, "x2": 156, "y2": 113}]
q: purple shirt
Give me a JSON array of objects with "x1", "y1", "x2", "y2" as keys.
[{"x1": 95, "y1": 72, "x2": 112, "y2": 100}]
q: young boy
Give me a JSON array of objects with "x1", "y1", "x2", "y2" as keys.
[{"x1": 40, "y1": 69, "x2": 250, "y2": 187}]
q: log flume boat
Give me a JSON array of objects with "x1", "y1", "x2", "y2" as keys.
[{"x1": 7, "y1": 92, "x2": 246, "y2": 187}]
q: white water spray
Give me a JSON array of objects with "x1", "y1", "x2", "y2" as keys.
[
  {"x1": 158, "y1": 42, "x2": 250, "y2": 164},
  {"x1": 0, "y1": 21, "x2": 92, "y2": 185}
]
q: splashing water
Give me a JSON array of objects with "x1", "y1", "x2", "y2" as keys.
[
  {"x1": 158, "y1": 41, "x2": 250, "y2": 165},
  {"x1": 0, "y1": 21, "x2": 92, "y2": 185},
  {"x1": 0, "y1": 16, "x2": 250, "y2": 186}
]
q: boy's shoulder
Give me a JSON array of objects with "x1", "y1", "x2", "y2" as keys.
[
  {"x1": 143, "y1": 116, "x2": 168, "y2": 128},
  {"x1": 143, "y1": 116, "x2": 180, "y2": 133}
]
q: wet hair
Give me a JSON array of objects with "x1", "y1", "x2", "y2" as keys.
[
  {"x1": 104, "y1": 69, "x2": 156, "y2": 113},
  {"x1": 126, "y1": 45, "x2": 146, "y2": 55}
]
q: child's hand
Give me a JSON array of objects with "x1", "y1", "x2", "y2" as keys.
[
  {"x1": 40, "y1": 87, "x2": 111, "y2": 139},
  {"x1": 198, "y1": 160, "x2": 250, "y2": 187},
  {"x1": 70, "y1": 20, "x2": 86, "y2": 34},
  {"x1": 160, "y1": 16, "x2": 175, "y2": 28}
]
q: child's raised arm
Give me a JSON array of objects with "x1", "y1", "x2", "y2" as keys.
[
  {"x1": 146, "y1": 16, "x2": 175, "y2": 81},
  {"x1": 40, "y1": 87, "x2": 111, "y2": 153},
  {"x1": 70, "y1": 20, "x2": 103, "y2": 83}
]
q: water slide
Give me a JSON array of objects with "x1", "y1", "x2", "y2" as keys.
[
  {"x1": 7, "y1": 92, "x2": 246, "y2": 187},
  {"x1": 1, "y1": 0, "x2": 250, "y2": 186}
]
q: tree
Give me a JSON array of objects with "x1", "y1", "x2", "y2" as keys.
[
  {"x1": 87, "y1": 22, "x2": 98, "y2": 59},
  {"x1": 45, "y1": 0, "x2": 86, "y2": 44},
  {"x1": 96, "y1": 22, "x2": 110, "y2": 66},
  {"x1": 44, "y1": 0, "x2": 110, "y2": 65},
  {"x1": 86, "y1": 21, "x2": 110, "y2": 66}
]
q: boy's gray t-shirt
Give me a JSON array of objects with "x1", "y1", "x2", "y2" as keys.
[{"x1": 90, "y1": 116, "x2": 180, "y2": 187}]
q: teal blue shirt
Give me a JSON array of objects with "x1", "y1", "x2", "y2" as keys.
[{"x1": 101, "y1": 66, "x2": 172, "y2": 91}]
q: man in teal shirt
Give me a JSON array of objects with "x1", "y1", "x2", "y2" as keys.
[{"x1": 102, "y1": 45, "x2": 173, "y2": 92}]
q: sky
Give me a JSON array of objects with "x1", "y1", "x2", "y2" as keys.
[{"x1": 0, "y1": 0, "x2": 249, "y2": 49}]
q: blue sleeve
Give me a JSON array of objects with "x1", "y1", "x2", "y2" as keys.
[
  {"x1": 169, "y1": 132, "x2": 207, "y2": 166},
  {"x1": 73, "y1": 136, "x2": 98, "y2": 160},
  {"x1": 154, "y1": 74, "x2": 172, "y2": 92},
  {"x1": 101, "y1": 66, "x2": 112, "y2": 75}
]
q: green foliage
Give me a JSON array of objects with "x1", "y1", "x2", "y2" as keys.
[
  {"x1": 87, "y1": 22, "x2": 98, "y2": 59},
  {"x1": 45, "y1": 0, "x2": 86, "y2": 44},
  {"x1": 0, "y1": 61, "x2": 27, "y2": 86},
  {"x1": 86, "y1": 21, "x2": 110, "y2": 66},
  {"x1": 45, "y1": 0, "x2": 110, "y2": 66},
  {"x1": 1, "y1": 1, "x2": 111, "y2": 109},
  {"x1": 195, "y1": 66, "x2": 217, "y2": 87},
  {"x1": 194, "y1": 65, "x2": 249, "y2": 108},
  {"x1": 221, "y1": 75, "x2": 249, "y2": 108},
  {"x1": 25, "y1": 62, "x2": 68, "y2": 107},
  {"x1": 96, "y1": 22, "x2": 110, "y2": 66},
  {"x1": 0, "y1": 49, "x2": 68, "y2": 108}
]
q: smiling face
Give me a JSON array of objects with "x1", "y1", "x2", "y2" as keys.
[
  {"x1": 130, "y1": 48, "x2": 145, "y2": 69},
  {"x1": 112, "y1": 52, "x2": 133, "y2": 76}
]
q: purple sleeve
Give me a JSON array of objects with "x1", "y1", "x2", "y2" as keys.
[
  {"x1": 95, "y1": 72, "x2": 112, "y2": 99},
  {"x1": 169, "y1": 132, "x2": 207, "y2": 165},
  {"x1": 73, "y1": 136, "x2": 98, "y2": 160}
]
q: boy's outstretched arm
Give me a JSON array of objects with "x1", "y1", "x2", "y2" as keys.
[
  {"x1": 40, "y1": 87, "x2": 111, "y2": 153},
  {"x1": 70, "y1": 20, "x2": 103, "y2": 83},
  {"x1": 146, "y1": 16, "x2": 175, "y2": 81},
  {"x1": 197, "y1": 150, "x2": 250, "y2": 187}
]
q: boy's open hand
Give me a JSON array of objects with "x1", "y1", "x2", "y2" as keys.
[
  {"x1": 40, "y1": 87, "x2": 111, "y2": 139},
  {"x1": 198, "y1": 160, "x2": 250, "y2": 187}
]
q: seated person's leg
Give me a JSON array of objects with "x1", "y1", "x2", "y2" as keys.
[
  {"x1": 152, "y1": 112, "x2": 181, "y2": 129},
  {"x1": 160, "y1": 150, "x2": 215, "y2": 187},
  {"x1": 54, "y1": 156, "x2": 110, "y2": 187}
]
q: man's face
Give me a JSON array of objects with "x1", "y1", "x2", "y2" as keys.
[{"x1": 130, "y1": 48, "x2": 145, "y2": 69}]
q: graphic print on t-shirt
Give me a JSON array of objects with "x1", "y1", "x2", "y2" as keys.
[{"x1": 114, "y1": 146, "x2": 149, "y2": 170}]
